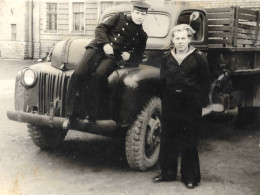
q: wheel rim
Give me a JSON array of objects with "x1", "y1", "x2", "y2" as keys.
[{"x1": 145, "y1": 112, "x2": 161, "y2": 158}]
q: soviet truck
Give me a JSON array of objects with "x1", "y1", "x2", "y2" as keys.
[{"x1": 7, "y1": 1, "x2": 260, "y2": 171}]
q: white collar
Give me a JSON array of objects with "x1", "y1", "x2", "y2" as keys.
[{"x1": 171, "y1": 46, "x2": 196, "y2": 65}]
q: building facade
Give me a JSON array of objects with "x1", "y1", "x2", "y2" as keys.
[
  {"x1": 0, "y1": 0, "x2": 260, "y2": 59},
  {"x1": 0, "y1": 0, "x2": 30, "y2": 58}
]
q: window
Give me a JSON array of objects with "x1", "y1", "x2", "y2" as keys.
[
  {"x1": 97, "y1": 0, "x2": 130, "y2": 20},
  {"x1": 73, "y1": 3, "x2": 84, "y2": 31},
  {"x1": 100, "y1": 1, "x2": 130, "y2": 15},
  {"x1": 177, "y1": 11, "x2": 204, "y2": 42},
  {"x1": 101, "y1": 2, "x2": 114, "y2": 14},
  {"x1": 11, "y1": 24, "x2": 16, "y2": 41},
  {"x1": 46, "y1": 3, "x2": 57, "y2": 31},
  {"x1": 103, "y1": 13, "x2": 170, "y2": 38},
  {"x1": 143, "y1": 14, "x2": 170, "y2": 38}
]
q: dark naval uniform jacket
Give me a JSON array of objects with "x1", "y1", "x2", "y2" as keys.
[
  {"x1": 87, "y1": 12, "x2": 148, "y2": 65},
  {"x1": 160, "y1": 48, "x2": 210, "y2": 109}
]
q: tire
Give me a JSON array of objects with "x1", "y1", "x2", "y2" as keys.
[
  {"x1": 125, "y1": 97, "x2": 162, "y2": 171},
  {"x1": 27, "y1": 124, "x2": 68, "y2": 150}
]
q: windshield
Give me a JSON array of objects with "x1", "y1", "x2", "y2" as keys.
[
  {"x1": 143, "y1": 13, "x2": 170, "y2": 38},
  {"x1": 103, "y1": 13, "x2": 170, "y2": 38}
]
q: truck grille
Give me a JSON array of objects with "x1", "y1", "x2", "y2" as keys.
[{"x1": 38, "y1": 72, "x2": 70, "y2": 116}]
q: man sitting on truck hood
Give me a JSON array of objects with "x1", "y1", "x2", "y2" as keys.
[{"x1": 66, "y1": 1, "x2": 150, "y2": 123}]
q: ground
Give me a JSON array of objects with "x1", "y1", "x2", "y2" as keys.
[{"x1": 0, "y1": 59, "x2": 260, "y2": 195}]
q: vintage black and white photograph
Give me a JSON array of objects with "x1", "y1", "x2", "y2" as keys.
[{"x1": 0, "y1": 0, "x2": 260, "y2": 194}]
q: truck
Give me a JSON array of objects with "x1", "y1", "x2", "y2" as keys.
[{"x1": 7, "y1": 1, "x2": 260, "y2": 171}]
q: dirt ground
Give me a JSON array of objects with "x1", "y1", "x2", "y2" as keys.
[{"x1": 0, "y1": 59, "x2": 260, "y2": 195}]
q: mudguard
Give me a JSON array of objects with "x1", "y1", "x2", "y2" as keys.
[{"x1": 109, "y1": 65, "x2": 161, "y2": 126}]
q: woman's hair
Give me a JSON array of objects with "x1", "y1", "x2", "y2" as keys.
[{"x1": 171, "y1": 24, "x2": 196, "y2": 38}]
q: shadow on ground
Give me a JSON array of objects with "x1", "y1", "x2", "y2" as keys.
[{"x1": 38, "y1": 134, "x2": 129, "y2": 172}]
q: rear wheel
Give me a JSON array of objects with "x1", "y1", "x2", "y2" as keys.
[
  {"x1": 125, "y1": 97, "x2": 161, "y2": 171},
  {"x1": 27, "y1": 124, "x2": 68, "y2": 149}
]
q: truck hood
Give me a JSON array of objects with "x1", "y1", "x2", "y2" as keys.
[
  {"x1": 109, "y1": 65, "x2": 160, "y2": 88},
  {"x1": 27, "y1": 62, "x2": 159, "y2": 89},
  {"x1": 51, "y1": 38, "x2": 92, "y2": 70}
]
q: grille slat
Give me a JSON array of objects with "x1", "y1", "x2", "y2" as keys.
[
  {"x1": 45, "y1": 74, "x2": 49, "y2": 113},
  {"x1": 38, "y1": 72, "x2": 69, "y2": 116},
  {"x1": 39, "y1": 73, "x2": 43, "y2": 113},
  {"x1": 58, "y1": 74, "x2": 64, "y2": 116}
]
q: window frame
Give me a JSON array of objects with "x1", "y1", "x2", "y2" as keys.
[
  {"x1": 11, "y1": 24, "x2": 16, "y2": 41},
  {"x1": 46, "y1": 3, "x2": 57, "y2": 32},
  {"x1": 69, "y1": 1, "x2": 86, "y2": 34},
  {"x1": 97, "y1": 0, "x2": 130, "y2": 21},
  {"x1": 72, "y1": 2, "x2": 85, "y2": 32},
  {"x1": 177, "y1": 10, "x2": 206, "y2": 43}
]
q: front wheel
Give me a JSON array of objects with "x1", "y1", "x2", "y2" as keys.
[
  {"x1": 27, "y1": 124, "x2": 68, "y2": 150},
  {"x1": 125, "y1": 97, "x2": 162, "y2": 171}
]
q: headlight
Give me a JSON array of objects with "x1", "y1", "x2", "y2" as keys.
[{"x1": 22, "y1": 68, "x2": 37, "y2": 87}]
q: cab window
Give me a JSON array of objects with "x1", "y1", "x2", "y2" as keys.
[
  {"x1": 143, "y1": 14, "x2": 170, "y2": 38},
  {"x1": 177, "y1": 11, "x2": 204, "y2": 42},
  {"x1": 103, "y1": 13, "x2": 170, "y2": 38}
]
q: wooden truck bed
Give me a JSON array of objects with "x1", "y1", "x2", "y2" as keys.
[
  {"x1": 206, "y1": 6, "x2": 260, "y2": 74},
  {"x1": 206, "y1": 6, "x2": 260, "y2": 49}
]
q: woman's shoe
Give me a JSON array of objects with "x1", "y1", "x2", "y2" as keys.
[
  {"x1": 186, "y1": 182, "x2": 194, "y2": 189},
  {"x1": 185, "y1": 182, "x2": 197, "y2": 189},
  {"x1": 152, "y1": 174, "x2": 176, "y2": 183},
  {"x1": 152, "y1": 175, "x2": 164, "y2": 183},
  {"x1": 85, "y1": 115, "x2": 96, "y2": 124}
]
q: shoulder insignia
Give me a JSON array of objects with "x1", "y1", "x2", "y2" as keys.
[
  {"x1": 196, "y1": 50, "x2": 207, "y2": 57},
  {"x1": 163, "y1": 50, "x2": 170, "y2": 55},
  {"x1": 196, "y1": 50, "x2": 203, "y2": 55}
]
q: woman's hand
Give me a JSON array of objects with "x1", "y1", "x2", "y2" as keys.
[
  {"x1": 103, "y1": 44, "x2": 114, "y2": 55},
  {"x1": 121, "y1": 52, "x2": 130, "y2": 61}
]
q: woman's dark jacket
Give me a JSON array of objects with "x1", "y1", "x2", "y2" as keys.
[
  {"x1": 87, "y1": 12, "x2": 148, "y2": 64},
  {"x1": 160, "y1": 48, "x2": 211, "y2": 108}
]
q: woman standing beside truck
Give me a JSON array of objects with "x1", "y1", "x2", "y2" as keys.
[{"x1": 152, "y1": 24, "x2": 211, "y2": 189}]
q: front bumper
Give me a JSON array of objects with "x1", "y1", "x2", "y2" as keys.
[{"x1": 7, "y1": 110, "x2": 118, "y2": 136}]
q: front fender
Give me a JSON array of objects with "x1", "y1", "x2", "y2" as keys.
[
  {"x1": 14, "y1": 70, "x2": 26, "y2": 111},
  {"x1": 111, "y1": 65, "x2": 161, "y2": 126}
]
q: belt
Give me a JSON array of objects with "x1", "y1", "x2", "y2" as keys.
[
  {"x1": 165, "y1": 87, "x2": 196, "y2": 94},
  {"x1": 165, "y1": 87, "x2": 183, "y2": 93}
]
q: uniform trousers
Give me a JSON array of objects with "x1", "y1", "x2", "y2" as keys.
[
  {"x1": 67, "y1": 48, "x2": 117, "y2": 118},
  {"x1": 160, "y1": 88, "x2": 201, "y2": 183}
]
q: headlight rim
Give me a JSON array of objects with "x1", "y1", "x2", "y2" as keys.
[{"x1": 21, "y1": 68, "x2": 37, "y2": 88}]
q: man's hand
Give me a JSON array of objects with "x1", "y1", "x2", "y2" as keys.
[
  {"x1": 103, "y1": 44, "x2": 114, "y2": 55},
  {"x1": 121, "y1": 52, "x2": 130, "y2": 61}
]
